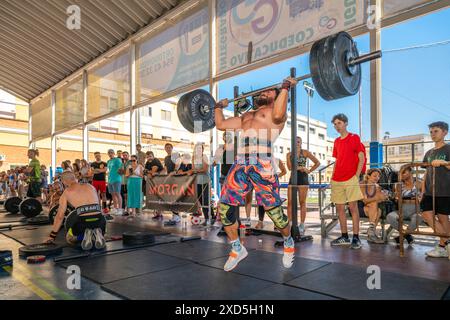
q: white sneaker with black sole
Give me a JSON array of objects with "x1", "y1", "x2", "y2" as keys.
[
  {"x1": 81, "y1": 228, "x2": 93, "y2": 250},
  {"x1": 426, "y1": 245, "x2": 449, "y2": 258},
  {"x1": 93, "y1": 228, "x2": 106, "y2": 249}
]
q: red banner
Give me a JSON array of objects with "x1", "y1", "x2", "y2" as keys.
[{"x1": 145, "y1": 174, "x2": 199, "y2": 213}]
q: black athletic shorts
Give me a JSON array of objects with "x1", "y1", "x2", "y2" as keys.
[
  {"x1": 289, "y1": 172, "x2": 309, "y2": 186},
  {"x1": 420, "y1": 195, "x2": 450, "y2": 215},
  {"x1": 65, "y1": 204, "x2": 106, "y2": 236},
  {"x1": 27, "y1": 181, "x2": 42, "y2": 198}
]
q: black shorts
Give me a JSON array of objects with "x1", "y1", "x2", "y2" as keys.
[
  {"x1": 65, "y1": 205, "x2": 106, "y2": 236},
  {"x1": 121, "y1": 184, "x2": 127, "y2": 194},
  {"x1": 289, "y1": 172, "x2": 309, "y2": 186},
  {"x1": 27, "y1": 181, "x2": 42, "y2": 198},
  {"x1": 420, "y1": 195, "x2": 450, "y2": 215}
]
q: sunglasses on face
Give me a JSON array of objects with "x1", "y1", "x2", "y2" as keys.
[{"x1": 131, "y1": 160, "x2": 136, "y2": 162}]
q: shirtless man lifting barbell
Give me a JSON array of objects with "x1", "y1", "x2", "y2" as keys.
[{"x1": 215, "y1": 77, "x2": 297, "y2": 271}]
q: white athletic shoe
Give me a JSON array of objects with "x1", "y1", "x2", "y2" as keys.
[
  {"x1": 224, "y1": 246, "x2": 248, "y2": 272},
  {"x1": 172, "y1": 214, "x2": 181, "y2": 223},
  {"x1": 81, "y1": 228, "x2": 93, "y2": 250},
  {"x1": 426, "y1": 245, "x2": 449, "y2": 258},
  {"x1": 93, "y1": 228, "x2": 106, "y2": 250},
  {"x1": 298, "y1": 223, "x2": 305, "y2": 236},
  {"x1": 282, "y1": 246, "x2": 295, "y2": 268}
]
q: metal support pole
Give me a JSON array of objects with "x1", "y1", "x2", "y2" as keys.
[
  {"x1": 233, "y1": 86, "x2": 239, "y2": 158},
  {"x1": 28, "y1": 102, "x2": 34, "y2": 149},
  {"x1": 359, "y1": 85, "x2": 363, "y2": 138},
  {"x1": 130, "y1": 42, "x2": 137, "y2": 155},
  {"x1": 209, "y1": 0, "x2": 218, "y2": 200},
  {"x1": 307, "y1": 94, "x2": 310, "y2": 151},
  {"x1": 51, "y1": 90, "x2": 56, "y2": 180},
  {"x1": 370, "y1": 0, "x2": 382, "y2": 142},
  {"x1": 82, "y1": 70, "x2": 89, "y2": 160},
  {"x1": 290, "y1": 67, "x2": 300, "y2": 239}
]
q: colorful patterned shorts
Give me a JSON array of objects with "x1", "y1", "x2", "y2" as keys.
[{"x1": 220, "y1": 156, "x2": 281, "y2": 208}]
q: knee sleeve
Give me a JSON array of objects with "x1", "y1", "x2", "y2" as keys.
[
  {"x1": 218, "y1": 203, "x2": 238, "y2": 226},
  {"x1": 266, "y1": 206, "x2": 289, "y2": 229}
]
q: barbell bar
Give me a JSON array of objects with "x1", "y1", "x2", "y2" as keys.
[{"x1": 177, "y1": 31, "x2": 383, "y2": 133}]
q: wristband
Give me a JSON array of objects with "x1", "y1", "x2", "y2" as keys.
[{"x1": 281, "y1": 80, "x2": 291, "y2": 91}]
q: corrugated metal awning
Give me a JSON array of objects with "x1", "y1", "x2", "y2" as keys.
[{"x1": 0, "y1": 0, "x2": 181, "y2": 102}]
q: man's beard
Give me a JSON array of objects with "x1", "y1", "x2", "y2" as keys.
[{"x1": 254, "y1": 95, "x2": 272, "y2": 107}]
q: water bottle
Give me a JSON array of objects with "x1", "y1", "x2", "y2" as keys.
[
  {"x1": 257, "y1": 239, "x2": 263, "y2": 250},
  {"x1": 181, "y1": 213, "x2": 188, "y2": 230},
  {"x1": 239, "y1": 224, "x2": 246, "y2": 239}
]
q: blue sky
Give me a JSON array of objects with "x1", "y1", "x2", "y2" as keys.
[{"x1": 218, "y1": 7, "x2": 450, "y2": 142}]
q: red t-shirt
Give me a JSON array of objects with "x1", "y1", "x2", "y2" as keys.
[
  {"x1": 361, "y1": 143, "x2": 367, "y2": 174},
  {"x1": 332, "y1": 133, "x2": 365, "y2": 182}
]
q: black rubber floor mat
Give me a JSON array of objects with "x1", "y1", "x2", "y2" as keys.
[
  {"x1": 53, "y1": 234, "x2": 180, "y2": 262},
  {"x1": 285, "y1": 262, "x2": 450, "y2": 300},
  {"x1": 56, "y1": 249, "x2": 190, "y2": 284},
  {"x1": 0, "y1": 213, "x2": 26, "y2": 224},
  {"x1": 1, "y1": 226, "x2": 66, "y2": 246},
  {"x1": 242, "y1": 283, "x2": 338, "y2": 300},
  {"x1": 101, "y1": 263, "x2": 274, "y2": 300},
  {"x1": 0, "y1": 221, "x2": 169, "y2": 246},
  {"x1": 200, "y1": 249, "x2": 330, "y2": 284},
  {"x1": 146, "y1": 240, "x2": 232, "y2": 263},
  {"x1": 105, "y1": 222, "x2": 169, "y2": 237}
]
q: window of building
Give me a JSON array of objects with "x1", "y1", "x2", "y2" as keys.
[
  {"x1": 100, "y1": 126, "x2": 118, "y2": 133},
  {"x1": 298, "y1": 125, "x2": 306, "y2": 132},
  {"x1": 161, "y1": 110, "x2": 171, "y2": 121},
  {"x1": 162, "y1": 136, "x2": 172, "y2": 141},
  {"x1": 318, "y1": 133, "x2": 325, "y2": 140},
  {"x1": 280, "y1": 146, "x2": 283, "y2": 154},
  {"x1": 148, "y1": 107, "x2": 152, "y2": 117},
  {"x1": 142, "y1": 133, "x2": 153, "y2": 139},
  {"x1": 287, "y1": 121, "x2": 291, "y2": 127},
  {"x1": 310, "y1": 128, "x2": 316, "y2": 135},
  {"x1": 399, "y1": 146, "x2": 410, "y2": 155},
  {"x1": 388, "y1": 147, "x2": 395, "y2": 156},
  {"x1": 0, "y1": 110, "x2": 15, "y2": 120}
]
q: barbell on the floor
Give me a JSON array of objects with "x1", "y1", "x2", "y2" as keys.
[
  {"x1": 3, "y1": 196, "x2": 42, "y2": 218},
  {"x1": 177, "y1": 31, "x2": 382, "y2": 133}
]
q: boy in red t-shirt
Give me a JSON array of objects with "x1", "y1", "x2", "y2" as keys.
[{"x1": 329, "y1": 114, "x2": 365, "y2": 249}]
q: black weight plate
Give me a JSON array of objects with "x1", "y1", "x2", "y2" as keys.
[
  {"x1": 4, "y1": 197, "x2": 21, "y2": 214},
  {"x1": 320, "y1": 32, "x2": 361, "y2": 100},
  {"x1": 48, "y1": 206, "x2": 59, "y2": 225},
  {"x1": 122, "y1": 231, "x2": 155, "y2": 245},
  {"x1": 27, "y1": 215, "x2": 51, "y2": 226},
  {"x1": 331, "y1": 32, "x2": 361, "y2": 97},
  {"x1": 310, "y1": 37, "x2": 334, "y2": 101},
  {"x1": 19, "y1": 198, "x2": 42, "y2": 218},
  {"x1": 48, "y1": 205, "x2": 73, "y2": 224},
  {"x1": 19, "y1": 243, "x2": 63, "y2": 258},
  {"x1": 177, "y1": 92, "x2": 195, "y2": 133},
  {"x1": 187, "y1": 89, "x2": 216, "y2": 133}
]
